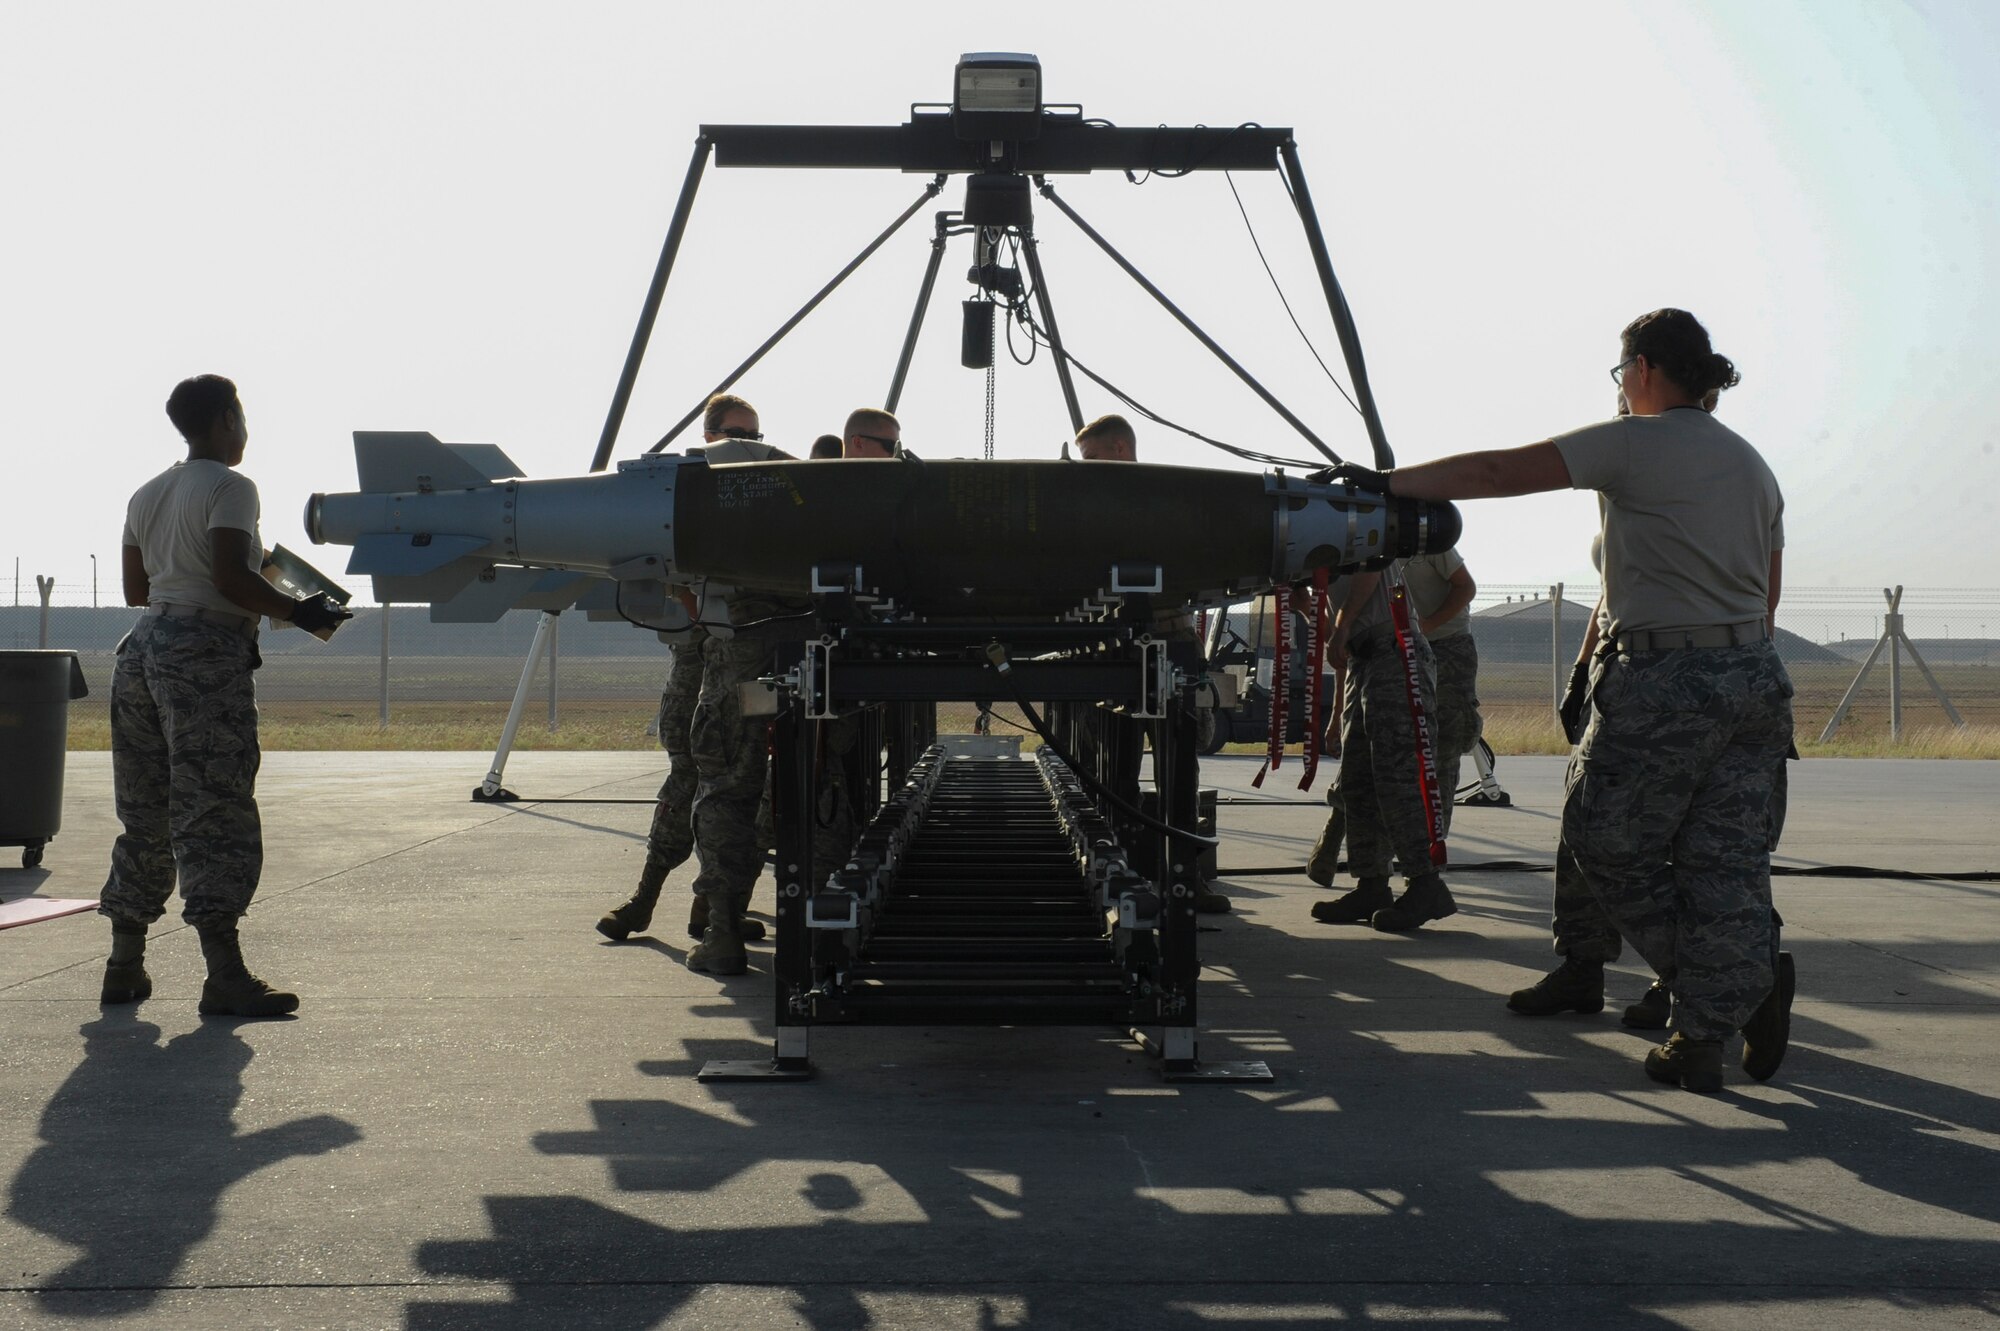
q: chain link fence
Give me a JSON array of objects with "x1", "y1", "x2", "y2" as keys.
[
  {"x1": 8, "y1": 574, "x2": 1997, "y2": 749},
  {"x1": 1459, "y1": 583, "x2": 2000, "y2": 745}
]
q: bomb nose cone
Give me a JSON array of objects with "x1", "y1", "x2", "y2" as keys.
[{"x1": 1420, "y1": 499, "x2": 1462, "y2": 555}]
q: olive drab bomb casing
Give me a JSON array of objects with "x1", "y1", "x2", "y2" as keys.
[{"x1": 307, "y1": 432, "x2": 1460, "y2": 623}]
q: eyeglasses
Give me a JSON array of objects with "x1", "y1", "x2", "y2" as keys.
[
  {"x1": 716, "y1": 425, "x2": 764, "y2": 442},
  {"x1": 1609, "y1": 356, "x2": 1639, "y2": 387},
  {"x1": 854, "y1": 433, "x2": 900, "y2": 451}
]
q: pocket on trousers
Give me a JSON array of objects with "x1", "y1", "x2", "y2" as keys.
[
  {"x1": 1564, "y1": 761, "x2": 1652, "y2": 870},
  {"x1": 1606, "y1": 651, "x2": 1718, "y2": 719},
  {"x1": 1589, "y1": 658, "x2": 1624, "y2": 718}
]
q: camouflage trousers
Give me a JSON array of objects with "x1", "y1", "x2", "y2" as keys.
[
  {"x1": 1552, "y1": 758, "x2": 1794, "y2": 960},
  {"x1": 688, "y1": 635, "x2": 778, "y2": 909},
  {"x1": 1429, "y1": 632, "x2": 1483, "y2": 835},
  {"x1": 1320, "y1": 623, "x2": 1439, "y2": 884},
  {"x1": 98, "y1": 615, "x2": 264, "y2": 927},
  {"x1": 1310, "y1": 630, "x2": 1474, "y2": 876},
  {"x1": 1562, "y1": 640, "x2": 1794, "y2": 1040},
  {"x1": 1307, "y1": 682, "x2": 1355, "y2": 877},
  {"x1": 640, "y1": 635, "x2": 705, "y2": 879}
]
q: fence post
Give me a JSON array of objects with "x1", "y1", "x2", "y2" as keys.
[
  {"x1": 378, "y1": 603, "x2": 392, "y2": 730},
  {"x1": 546, "y1": 614, "x2": 560, "y2": 732},
  {"x1": 36, "y1": 576, "x2": 53, "y2": 648},
  {"x1": 1885, "y1": 586, "x2": 1903, "y2": 742},
  {"x1": 1550, "y1": 582, "x2": 1564, "y2": 721}
]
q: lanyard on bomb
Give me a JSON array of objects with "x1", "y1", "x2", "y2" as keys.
[
  {"x1": 1251, "y1": 569, "x2": 1333, "y2": 791},
  {"x1": 1383, "y1": 565, "x2": 1448, "y2": 867},
  {"x1": 1252, "y1": 587, "x2": 1293, "y2": 789},
  {"x1": 1297, "y1": 568, "x2": 1331, "y2": 791}
]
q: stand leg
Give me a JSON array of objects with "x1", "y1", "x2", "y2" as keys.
[
  {"x1": 1898, "y1": 633, "x2": 1967, "y2": 728},
  {"x1": 474, "y1": 612, "x2": 554, "y2": 801},
  {"x1": 699, "y1": 1027, "x2": 815, "y2": 1082},
  {"x1": 1132, "y1": 1025, "x2": 1274, "y2": 1084},
  {"x1": 1818, "y1": 632, "x2": 1890, "y2": 743}
]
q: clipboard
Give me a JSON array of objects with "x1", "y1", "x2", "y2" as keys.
[{"x1": 261, "y1": 544, "x2": 354, "y2": 641}]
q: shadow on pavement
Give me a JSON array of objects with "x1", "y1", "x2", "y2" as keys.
[
  {"x1": 6, "y1": 1011, "x2": 362, "y2": 1318},
  {"x1": 405, "y1": 912, "x2": 2000, "y2": 1330}
]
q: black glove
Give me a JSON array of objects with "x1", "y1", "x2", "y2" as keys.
[
  {"x1": 1558, "y1": 659, "x2": 1592, "y2": 743},
  {"x1": 290, "y1": 593, "x2": 352, "y2": 636},
  {"x1": 1324, "y1": 461, "x2": 1393, "y2": 494}
]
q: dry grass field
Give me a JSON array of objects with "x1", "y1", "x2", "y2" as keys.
[
  {"x1": 55, "y1": 653, "x2": 2000, "y2": 757},
  {"x1": 64, "y1": 700, "x2": 660, "y2": 753}
]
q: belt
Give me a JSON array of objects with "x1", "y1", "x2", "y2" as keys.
[
  {"x1": 149, "y1": 603, "x2": 260, "y2": 641},
  {"x1": 1614, "y1": 621, "x2": 1768, "y2": 653}
]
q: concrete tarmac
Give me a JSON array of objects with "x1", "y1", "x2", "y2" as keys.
[{"x1": 2, "y1": 751, "x2": 1997, "y2": 1330}]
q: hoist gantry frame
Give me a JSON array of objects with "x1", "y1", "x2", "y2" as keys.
[
  {"x1": 579, "y1": 59, "x2": 1408, "y2": 1084},
  {"x1": 588, "y1": 103, "x2": 1400, "y2": 473}
]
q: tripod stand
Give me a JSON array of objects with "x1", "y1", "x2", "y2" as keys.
[{"x1": 1818, "y1": 585, "x2": 1965, "y2": 742}]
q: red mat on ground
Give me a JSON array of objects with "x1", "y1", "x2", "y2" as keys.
[{"x1": 0, "y1": 895, "x2": 99, "y2": 930}]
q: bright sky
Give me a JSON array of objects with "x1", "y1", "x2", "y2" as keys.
[{"x1": 5, "y1": 1, "x2": 1996, "y2": 603}]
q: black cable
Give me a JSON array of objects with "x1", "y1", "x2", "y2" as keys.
[
  {"x1": 1012, "y1": 691, "x2": 1216, "y2": 850},
  {"x1": 1223, "y1": 861, "x2": 2000, "y2": 883},
  {"x1": 1002, "y1": 232, "x2": 1037, "y2": 368},
  {"x1": 1120, "y1": 121, "x2": 1263, "y2": 184},
  {"x1": 613, "y1": 580, "x2": 818, "y2": 635},
  {"x1": 1007, "y1": 296, "x2": 1326, "y2": 469},
  {"x1": 1224, "y1": 170, "x2": 1364, "y2": 419},
  {"x1": 974, "y1": 707, "x2": 1037, "y2": 735},
  {"x1": 1061, "y1": 349, "x2": 1324, "y2": 469},
  {"x1": 1214, "y1": 797, "x2": 1321, "y2": 807},
  {"x1": 999, "y1": 216, "x2": 1321, "y2": 468},
  {"x1": 507, "y1": 798, "x2": 661, "y2": 805},
  {"x1": 608, "y1": 580, "x2": 679, "y2": 635},
  {"x1": 983, "y1": 643, "x2": 1215, "y2": 849}
]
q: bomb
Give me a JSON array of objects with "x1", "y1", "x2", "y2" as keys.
[{"x1": 307, "y1": 432, "x2": 1460, "y2": 623}]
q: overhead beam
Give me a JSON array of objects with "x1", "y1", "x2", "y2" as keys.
[{"x1": 704, "y1": 117, "x2": 1290, "y2": 174}]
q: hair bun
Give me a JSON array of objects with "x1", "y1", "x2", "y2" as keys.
[{"x1": 1710, "y1": 352, "x2": 1741, "y2": 391}]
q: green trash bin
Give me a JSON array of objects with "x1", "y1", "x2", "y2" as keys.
[{"x1": 0, "y1": 650, "x2": 91, "y2": 869}]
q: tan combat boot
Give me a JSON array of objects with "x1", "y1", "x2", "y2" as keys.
[
  {"x1": 686, "y1": 898, "x2": 748, "y2": 975},
  {"x1": 1621, "y1": 979, "x2": 1673, "y2": 1029},
  {"x1": 195, "y1": 919, "x2": 299, "y2": 1018},
  {"x1": 597, "y1": 864, "x2": 667, "y2": 941},
  {"x1": 1305, "y1": 808, "x2": 1346, "y2": 888},
  {"x1": 1644, "y1": 1033, "x2": 1724, "y2": 1093},
  {"x1": 101, "y1": 921, "x2": 152, "y2": 1005},
  {"x1": 688, "y1": 892, "x2": 766, "y2": 941},
  {"x1": 727, "y1": 890, "x2": 770, "y2": 940},
  {"x1": 1312, "y1": 875, "x2": 1391, "y2": 925},
  {"x1": 1369, "y1": 873, "x2": 1457, "y2": 933}
]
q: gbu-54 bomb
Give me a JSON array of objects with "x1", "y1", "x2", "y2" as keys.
[{"x1": 307, "y1": 432, "x2": 1460, "y2": 622}]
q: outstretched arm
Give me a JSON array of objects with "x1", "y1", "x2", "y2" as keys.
[{"x1": 1391, "y1": 442, "x2": 1573, "y2": 501}]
